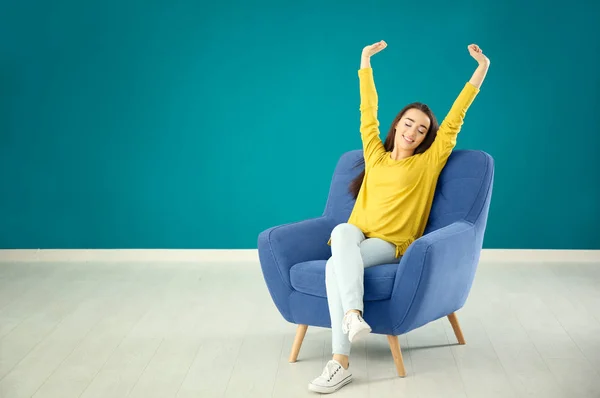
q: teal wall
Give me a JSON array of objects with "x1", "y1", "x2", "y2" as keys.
[{"x1": 1, "y1": 0, "x2": 598, "y2": 250}]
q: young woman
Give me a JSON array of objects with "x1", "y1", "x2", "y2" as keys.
[{"x1": 308, "y1": 41, "x2": 490, "y2": 394}]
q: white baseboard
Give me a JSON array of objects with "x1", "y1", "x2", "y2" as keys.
[
  {"x1": 478, "y1": 249, "x2": 600, "y2": 263},
  {"x1": 0, "y1": 249, "x2": 260, "y2": 263},
  {"x1": 0, "y1": 249, "x2": 599, "y2": 263}
]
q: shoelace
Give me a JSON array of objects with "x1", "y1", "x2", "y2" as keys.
[
  {"x1": 321, "y1": 361, "x2": 341, "y2": 382},
  {"x1": 342, "y1": 313, "x2": 361, "y2": 334},
  {"x1": 342, "y1": 315, "x2": 351, "y2": 333}
]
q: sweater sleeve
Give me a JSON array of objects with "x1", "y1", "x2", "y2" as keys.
[
  {"x1": 426, "y1": 82, "x2": 479, "y2": 165},
  {"x1": 358, "y1": 68, "x2": 386, "y2": 166}
]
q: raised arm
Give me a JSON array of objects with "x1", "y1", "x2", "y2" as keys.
[
  {"x1": 426, "y1": 44, "x2": 490, "y2": 165},
  {"x1": 358, "y1": 41, "x2": 388, "y2": 166},
  {"x1": 468, "y1": 44, "x2": 491, "y2": 88}
]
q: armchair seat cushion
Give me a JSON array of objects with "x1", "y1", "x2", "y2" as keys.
[{"x1": 290, "y1": 260, "x2": 400, "y2": 301}]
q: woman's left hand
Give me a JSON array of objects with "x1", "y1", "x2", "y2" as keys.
[{"x1": 468, "y1": 44, "x2": 490, "y2": 66}]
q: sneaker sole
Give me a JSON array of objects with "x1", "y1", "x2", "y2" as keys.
[{"x1": 308, "y1": 375, "x2": 353, "y2": 394}]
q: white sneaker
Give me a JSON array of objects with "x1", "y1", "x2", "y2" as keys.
[
  {"x1": 308, "y1": 360, "x2": 352, "y2": 394},
  {"x1": 342, "y1": 312, "x2": 371, "y2": 342}
]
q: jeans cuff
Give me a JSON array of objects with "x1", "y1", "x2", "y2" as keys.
[{"x1": 343, "y1": 298, "x2": 364, "y2": 315}]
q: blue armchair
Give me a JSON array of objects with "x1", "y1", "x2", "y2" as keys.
[{"x1": 257, "y1": 149, "x2": 494, "y2": 376}]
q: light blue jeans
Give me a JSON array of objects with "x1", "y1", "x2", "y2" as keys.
[{"x1": 326, "y1": 223, "x2": 399, "y2": 356}]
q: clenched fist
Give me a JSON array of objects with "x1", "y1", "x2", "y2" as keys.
[{"x1": 468, "y1": 44, "x2": 490, "y2": 66}]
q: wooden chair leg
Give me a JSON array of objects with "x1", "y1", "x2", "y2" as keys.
[
  {"x1": 447, "y1": 312, "x2": 466, "y2": 345},
  {"x1": 289, "y1": 324, "x2": 308, "y2": 363},
  {"x1": 386, "y1": 335, "x2": 407, "y2": 377}
]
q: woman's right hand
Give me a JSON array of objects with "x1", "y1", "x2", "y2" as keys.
[{"x1": 362, "y1": 40, "x2": 387, "y2": 58}]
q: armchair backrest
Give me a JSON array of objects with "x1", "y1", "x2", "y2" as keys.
[{"x1": 323, "y1": 150, "x2": 494, "y2": 246}]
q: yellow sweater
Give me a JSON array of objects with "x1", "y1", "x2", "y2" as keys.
[{"x1": 345, "y1": 68, "x2": 479, "y2": 257}]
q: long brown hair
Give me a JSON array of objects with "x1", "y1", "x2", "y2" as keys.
[{"x1": 348, "y1": 102, "x2": 439, "y2": 198}]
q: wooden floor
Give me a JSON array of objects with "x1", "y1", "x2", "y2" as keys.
[{"x1": 0, "y1": 259, "x2": 599, "y2": 398}]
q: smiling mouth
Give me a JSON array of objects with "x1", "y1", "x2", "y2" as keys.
[{"x1": 402, "y1": 135, "x2": 415, "y2": 144}]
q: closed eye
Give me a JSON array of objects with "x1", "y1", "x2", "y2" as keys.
[
  {"x1": 406, "y1": 117, "x2": 428, "y2": 133},
  {"x1": 406, "y1": 123, "x2": 426, "y2": 134}
]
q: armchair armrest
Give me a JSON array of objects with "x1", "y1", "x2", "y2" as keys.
[
  {"x1": 390, "y1": 220, "x2": 479, "y2": 334},
  {"x1": 257, "y1": 216, "x2": 336, "y2": 322}
]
